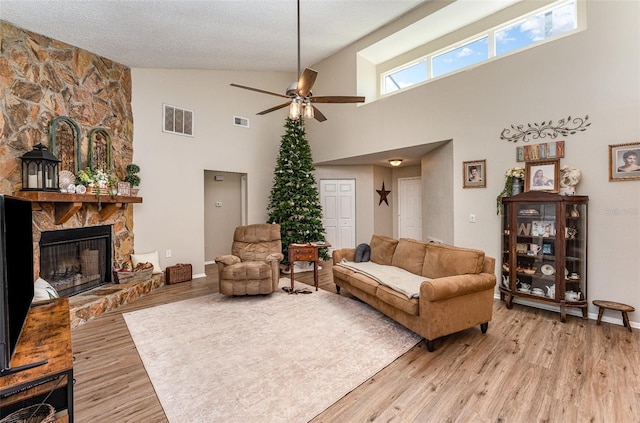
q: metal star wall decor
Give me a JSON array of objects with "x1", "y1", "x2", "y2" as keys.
[
  {"x1": 500, "y1": 114, "x2": 591, "y2": 143},
  {"x1": 377, "y1": 181, "x2": 390, "y2": 206}
]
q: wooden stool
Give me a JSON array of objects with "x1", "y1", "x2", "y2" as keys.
[{"x1": 593, "y1": 300, "x2": 635, "y2": 333}]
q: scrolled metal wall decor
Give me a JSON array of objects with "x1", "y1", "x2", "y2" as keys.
[{"x1": 500, "y1": 115, "x2": 591, "y2": 143}]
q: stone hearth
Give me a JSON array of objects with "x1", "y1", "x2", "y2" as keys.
[{"x1": 68, "y1": 274, "x2": 164, "y2": 328}]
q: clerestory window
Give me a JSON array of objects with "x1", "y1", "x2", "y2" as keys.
[{"x1": 380, "y1": 0, "x2": 579, "y2": 96}]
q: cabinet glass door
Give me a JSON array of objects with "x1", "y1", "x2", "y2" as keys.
[
  {"x1": 514, "y1": 202, "x2": 557, "y2": 300},
  {"x1": 564, "y1": 203, "x2": 587, "y2": 302}
]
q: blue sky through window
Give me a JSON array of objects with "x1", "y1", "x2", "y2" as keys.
[
  {"x1": 432, "y1": 37, "x2": 488, "y2": 78},
  {"x1": 496, "y1": 1, "x2": 576, "y2": 56},
  {"x1": 384, "y1": 60, "x2": 427, "y2": 93}
]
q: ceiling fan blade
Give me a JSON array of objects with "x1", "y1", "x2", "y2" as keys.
[
  {"x1": 311, "y1": 95, "x2": 366, "y2": 104},
  {"x1": 312, "y1": 106, "x2": 327, "y2": 122},
  {"x1": 297, "y1": 68, "x2": 318, "y2": 98},
  {"x1": 257, "y1": 102, "x2": 290, "y2": 115},
  {"x1": 230, "y1": 83, "x2": 289, "y2": 99}
]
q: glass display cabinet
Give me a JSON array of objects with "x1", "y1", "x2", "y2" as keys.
[{"x1": 500, "y1": 191, "x2": 588, "y2": 322}]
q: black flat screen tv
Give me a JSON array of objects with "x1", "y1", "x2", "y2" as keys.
[{"x1": 0, "y1": 194, "x2": 34, "y2": 373}]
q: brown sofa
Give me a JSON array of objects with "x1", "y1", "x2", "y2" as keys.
[{"x1": 332, "y1": 235, "x2": 496, "y2": 351}]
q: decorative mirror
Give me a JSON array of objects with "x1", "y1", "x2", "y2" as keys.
[{"x1": 49, "y1": 116, "x2": 81, "y2": 173}]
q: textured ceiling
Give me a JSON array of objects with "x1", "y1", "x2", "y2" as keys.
[{"x1": 0, "y1": 0, "x2": 428, "y2": 72}]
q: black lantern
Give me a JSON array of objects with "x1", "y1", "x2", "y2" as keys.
[{"x1": 20, "y1": 143, "x2": 60, "y2": 191}]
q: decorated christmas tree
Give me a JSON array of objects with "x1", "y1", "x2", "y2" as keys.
[{"x1": 267, "y1": 118, "x2": 329, "y2": 265}]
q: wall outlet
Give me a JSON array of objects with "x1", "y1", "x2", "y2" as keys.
[
  {"x1": 215, "y1": 201, "x2": 222, "y2": 207},
  {"x1": 469, "y1": 214, "x2": 476, "y2": 223},
  {"x1": 165, "y1": 249, "x2": 172, "y2": 258}
]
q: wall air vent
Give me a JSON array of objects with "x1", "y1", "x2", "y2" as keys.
[
  {"x1": 163, "y1": 104, "x2": 194, "y2": 136},
  {"x1": 233, "y1": 116, "x2": 250, "y2": 128}
]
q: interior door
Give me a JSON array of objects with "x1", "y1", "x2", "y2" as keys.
[
  {"x1": 399, "y1": 177, "x2": 422, "y2": 240},
  {"x1": 320, "y1": 179, "x2": 356, "y2": 251}
]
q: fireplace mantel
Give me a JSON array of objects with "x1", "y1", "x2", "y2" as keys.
[{"x1": 14, "y1": 191, "x2": 143, "y2": 224}]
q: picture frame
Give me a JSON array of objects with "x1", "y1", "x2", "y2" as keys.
[
  {"x1": 542, "y1": 242, "x2": 554, "y2": 255},
  {"x1": 117, "y1": 181, "x2": 131, "y2": 196},
  {"x1": 525, "y1": 159, "x2": 560, "y2": 192},
  {"x1": 609, "y1": 142, "x2": 640, "y2": 181},
  {"x1": 462, "y1": 159, "x2": 486, "y2": 188}
]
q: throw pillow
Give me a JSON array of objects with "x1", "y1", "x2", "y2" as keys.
[
  {"x1": 33, "y1": 277, "x2": 60, "y2": 302},
  {"x1": 131, "y1": 251, "x2": 162, "y2": 274},
  {"x1": 354, "y1": 243, "x2": 371, "y2": 263}
]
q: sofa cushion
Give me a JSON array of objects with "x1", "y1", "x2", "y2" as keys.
[
  {"x1": 349, "y1": 272, "x2": 380, "y2": 296},
  {"x1": 422, "y1": 243, "x2": 485, "y2": 278},
  {"x1": 391, "y1": 238, "x2": 428, "y2": 275},
  {"x1": 369, "y1": 235, "x2": 399, "y2": 265},
  {"x1": 376, "y1": 285, "x2": 419, "y2": 316}
]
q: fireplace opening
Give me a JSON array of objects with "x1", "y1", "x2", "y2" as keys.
[{"x1": 40, "y1": 226, "x2": 112, "y2": 297}]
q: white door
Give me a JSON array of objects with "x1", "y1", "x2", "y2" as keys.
[
  {"x1": 320, "y1": 179, "x2": 356, "y2": 251},
  {"x1": 399, "y1": 177, "x2": 422, "y2": 240}
]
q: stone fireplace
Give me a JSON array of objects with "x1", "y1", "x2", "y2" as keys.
[
  {"x1": 2, "y1": 22, "x2": 165, "y2": 327},
  {"x1": 40, "y1": 225, "x2": 112, "y2": 297}
]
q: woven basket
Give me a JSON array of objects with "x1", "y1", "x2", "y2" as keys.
[
  {"x1": 113, "y1": 266, "x2": 153, "y2": 284},
  {"x1": 0, "y1": 404, "x2": 55, "y2": 423}
]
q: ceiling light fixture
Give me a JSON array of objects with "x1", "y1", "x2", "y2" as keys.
[
  {"x1": 289, "y1": 97, "x2": 302, "y2": 119},
  {"x1": 303, "y1": 101, "x2": 314, "y2": 119},
  {"x1": 388, "y1": 159, "x2": 403, "y2": 167}
]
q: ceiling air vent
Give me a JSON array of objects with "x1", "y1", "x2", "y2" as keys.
[
  {"x1": 233, "y1": 116, "x2": 250, "y2": 128},
  {"x1": 163, "y1": 104, "x2": 194, "y2": 136}
]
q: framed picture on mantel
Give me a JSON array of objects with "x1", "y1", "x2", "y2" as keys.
[{"x1": 117, "y1": 181, "x2": 131, "y2": 196}]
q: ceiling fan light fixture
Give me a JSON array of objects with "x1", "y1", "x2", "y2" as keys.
[
  {"x1": 289, "y1": 97, "x2": 302, "y2": 120},
  {"x1": 388, "y1": 159, "x2": 403, "y2": 167},
  {"x1": 303, "y1": 101, "x2": 314, "y2": 119}
]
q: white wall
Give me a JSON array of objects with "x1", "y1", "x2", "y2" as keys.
[
  {"x1": 131, "y1": 69, "x2": 294, "y2": 276},
  {"x1": 305, "y1": 0, "x2": 640, "y2": 321}
]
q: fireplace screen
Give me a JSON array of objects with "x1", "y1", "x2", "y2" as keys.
[{"x1": 40, "y1": 226, "x2": 112, "y2": 297}]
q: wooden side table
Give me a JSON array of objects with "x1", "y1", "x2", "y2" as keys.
[
  {"x1": 288, "y1": 242, "x2": 331, "y2": 292},
  {"x1": 0, "y1": 297, "x2": 74, "y2": 421}
]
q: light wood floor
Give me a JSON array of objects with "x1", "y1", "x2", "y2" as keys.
[{"x1": 72, "y1": 262, "x2": 640, "y2": 423}]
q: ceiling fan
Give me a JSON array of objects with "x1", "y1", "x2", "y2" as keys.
[{"x1": 230, "y1": 0, "x2": 365, "y2": 122}]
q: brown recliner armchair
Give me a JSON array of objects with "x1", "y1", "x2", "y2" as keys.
[{"x1": 215, "y1": 223, "x2": 284, "y2": 296}]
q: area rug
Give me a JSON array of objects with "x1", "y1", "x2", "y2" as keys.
[{"x1": 123, "y1": 279, "x2": 421, "y2": 423}]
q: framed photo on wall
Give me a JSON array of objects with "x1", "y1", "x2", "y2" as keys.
[
  {"x1": 525, "y1": 159, "x2": 559, "y2": 192},
  {"x1": 609, "y1": 142, "x2": 640, "y2": 181},
  {"x1": 463, "y1": 159, "x2": 486, "y2": 188}
]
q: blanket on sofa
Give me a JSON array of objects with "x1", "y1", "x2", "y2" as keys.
[{"x1": 338, "y1": 259, "x2": 429, "y2": 298}]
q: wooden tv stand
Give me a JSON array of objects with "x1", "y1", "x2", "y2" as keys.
[{"x1": 0, "y1": 297, "x2": 73, "y2": 422}]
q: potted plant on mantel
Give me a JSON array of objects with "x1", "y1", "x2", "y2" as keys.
[
  {"x1": 76, "y1": 167, "x2": 117, "y2": 210},
  {"x1": 124, "y1": 164, "x2": 141, "y2": 196}
]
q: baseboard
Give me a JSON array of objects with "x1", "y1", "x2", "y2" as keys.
[
  {"x1": 493, "y1": 293, "x2": 638, "y2": 329},
  {"x1": 192, "y1": 273, "x2": 207, "y2": 279}
]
